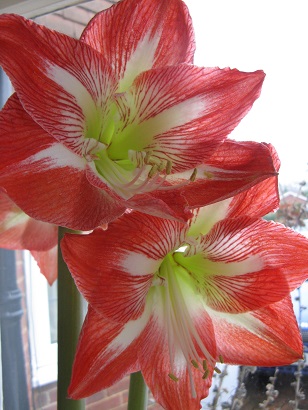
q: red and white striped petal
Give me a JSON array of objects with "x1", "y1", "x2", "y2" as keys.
[
  {"x1": 0, "y1": 190, "x2": 57, "y2": 252},
  {"x1": 224, "y1": 143, "x2": 280, "y2": 219},
  {"x1": 208, "y1": 297, "x2": 303, "y2": 366},
  {"x1": 68, "y1": 305, "x2": 144, "y2": 399},
  {"x1": 188, "y1": 143, "x2": 279, "y2": 236},
  {"x1": 81, "y1": 0, "x2": 195, "y2": 91},
  {"x1": 31, "y1": 245, "x2": 58, "y2": 285},
  {"x1": 0, "y1": 14, "x2": 116, "y2": 155},
  {"x1": 138, "y1": 311, "x2": 215, "y2": 410},
  {"x1": 61, "y1": 212, "x2": 187, "y2": 322},
  {"x1": 0, "y1": 94, "x2": 125, "y2": 230},
  {"x1": 109, "y1": 66, "x2": 266, "y2": 172},
  {"x1": 198, "y1": 217, "x2": 308, "y2": 313},
  {"x1": 170, "y1": 139, "x2": 278, "y2": 211}
]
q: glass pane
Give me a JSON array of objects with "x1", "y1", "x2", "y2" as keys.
[{"x1": 47, "y1": 280, "x2": 58, "y2": 344}]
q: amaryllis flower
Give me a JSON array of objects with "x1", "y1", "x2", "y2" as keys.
[
  {"x1": 0, "y1": 190, "x2": 57, "y2": 284},
  {"x1": 0, "y1": 0, "x2": 276, "y2": 230},
  {"x1": 61, "y1": 174, "x2": 308, "y2": 409}
]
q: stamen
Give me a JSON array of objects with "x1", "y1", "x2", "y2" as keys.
[
  {"x1": 168, "y1": 373, "x2": 179, "y2": 382},
  {"x1": 144, "y1": 150, "x2": 152, "y2": 164},
  {"x1": 214, "y1": 366, "x2": 222, "y2": 374},
  {"x1": 166, "y1": 160, "x2": 172, "y2": 175},
  {"x1": 219, "y1": 354, "x2": 224, "y2": 364},
  {"x1": 202, "y1": 360, "x2": 208, "y2": 371},
  {"x1": 191, "y1": 360, "x2": 199, "y2": 369},
  {"x1": 190, "y1": 168, "x2": 197, "y2": 182},
  {"x1": 202, "y1": 369, "x2": 210, "y2": 379},
  {"x1": 161, "y1": 256, "x2": 216, "y2": 398},
  {"x1": 148, "y1": 164, "x2": 158, "y2": 178},
  {"x1": 94, "y1": 148, "x2": 199, "y2": 199},
  {"x1": 157, "y1": 160, "x2": 167, "y2": 172}
]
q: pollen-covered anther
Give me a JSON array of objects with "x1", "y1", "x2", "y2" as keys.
[
  {"x1": 168, "y1": 373, "x2": 179, "y2": 382},
  {"x1": 144, "y1": 152, "x2": 173, "y2": 178},
  {"x1": 214, "y1": 366, "x2": 222, "y2": 374},
  {"x1": 219, "y1": 354, "x2": 224, "y2": 364},
  {"x1": 190, "y1": 168, "x2": 197, "y2": 182},
  {"x1": 191, "y1": 359, "x2": 199, "y2": 369},
  {"x1": 203, "y1": 170, "x2": 213, "y2": 179},
  {"x1": 202, "y1": 369, "x2": 210, "y2": 379},
  {"x1": 148, "y1": 164, "x2": 158, "y2": 178}
]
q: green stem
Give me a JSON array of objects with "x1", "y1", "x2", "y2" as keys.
[
  {"x1": 127, "y1": 371, "x2": 148, "y2": 410},
  {"x1": 57, "y1": 227, "x2": 85, "y2": 410}
]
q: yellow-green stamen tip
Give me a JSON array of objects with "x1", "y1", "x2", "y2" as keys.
[
  {"x1": 191, "y1": 359, "x2": 199, "y2": 369},
  {"x1": 190, "y1": 168, "x2": 197, "y2": 182},
  {"x1": 168, "y1": 373, "x2": 179, "y2": 382},
  {"x1": 218, "y1": 354, "x2": 224, "y2": 364},
  {"x1": 166, "y1": 160, "x2": 172, "y2": 175},
  {"x1": 214, "y1": 366, "x2": 222, "y2": 374},
  {"x1": 202, "y1": 360, "x2": 208, "y2": 371},
  {"x1": 202, "y1": 369, "x2": 210, "y2": 379},
  {"x1": 144, "y1": 151, "x2": 152, "y2": 164},
  {"x1": 148, "y1": 164, "x2": 158, "y2": 178}
]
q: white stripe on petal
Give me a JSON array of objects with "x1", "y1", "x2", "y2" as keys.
[
  {"x1": 46, "y1": 63, "x2": 97, "y2": 120},
  {"x1": 23, "y1": 143, "x2": 85, "y2": 170},
  {"x1": 121, "y1": 251, "x2": 160, "y2": 276},
  {"x1": 203, "y1": 255, "x2": 264, "y2": 277},
  {"x1": 109, "y1": 301, "x2": 151, "y2": 352},
  {"x1": 207, "y1": 306, "x2": 264, "y2": 336},
  {"x1": 134, "y1": 95, "x2": 206, "y2": 147},
  {"x1": 118, "y1": 32, "x2": 161, "y2": 92}
]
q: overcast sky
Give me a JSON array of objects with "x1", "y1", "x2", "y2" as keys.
[{"x1": 184, "y1": 0, "x2": 308, "y2": 187}]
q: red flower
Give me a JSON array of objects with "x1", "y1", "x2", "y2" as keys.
[
  {"x1": 0, "y1": 0, "x2": 276, "y2": 230},
  {"x1": 61, "y1": 176, "x2": 307, "y2": 408},
  {"x1": 0, "y1": 190, "x2": 57, "y2": 284}
]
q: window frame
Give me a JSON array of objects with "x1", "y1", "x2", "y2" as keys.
[
  {"x1": 0, "y1": 0, "x2": 85, "y2": 18},
  {"x1": 24, "y1": 251, "x2": 58, "y2": 387}
]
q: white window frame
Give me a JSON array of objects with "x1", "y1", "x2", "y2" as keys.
[
  {"x1": 24, "y1": 251, "x2": 58, "y2": 387},
  {"x1": 0, "y1": 0, "x2": 85, "y2": 18}
]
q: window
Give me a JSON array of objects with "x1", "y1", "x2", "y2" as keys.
[{"x1": 24, "y1": 251, "x2": 58, "y2": 386}]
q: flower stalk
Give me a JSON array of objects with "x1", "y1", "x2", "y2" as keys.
[
  {"x1": 128, "y1": 371, "x2": 148, "y2": 410},
  {"x1": 57, "y1": 227, "x2": 85, "y2": 410}
]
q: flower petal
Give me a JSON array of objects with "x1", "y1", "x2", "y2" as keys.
[
  {"x1": 31, "y1": 245, "x2": 58, "y2": 285},
  {"x1": 0, "y1": 14, "x2": 116, "y2": 155},
  {"x1": 0, "y1": 94, "x2": 125, "y2": 230},
  {"x1": 61, "y1": 212, "x2": 187, "y2": 322},
  {"x1": 138, "y1": 312, "x2": 215, "y2": 410},
  {"x1": 109, "y1": 66, "x2": 266, "y2": 171},
  {"x1": 172, "y1": 139, "x2": 278, "y2": 210},
  {"x1": 208, "y1": 297, "x2": 303, "y2": 366},
  {"x1": 0, "y1": 190, "x2": 57, "y2": 251},
  {"x1": 188, "y1": 144, "x2": 279, "y2": 236},
  {"x1": 199, "y1": 217, "x2": 308, "y2": 313},
  {"x1": 81, "y1": 0, "x2": 195, "y2": 91},
  {"x1": 68, "y1": 305, "x2": 145, "y2": 399}
]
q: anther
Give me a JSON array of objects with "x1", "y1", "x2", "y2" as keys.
[
  {"x1": 191, "y1": 360, "x2": 199, "y2": 369},
  {"x1": 166, "y1": 160, "x2": 172, "y2": 175},
  {"x1": 202, "y1": 360, "x2": 208, "y2": 371},
  {"x1": 168, "y1": 373, "x2": 179, "y2": 382},
  {"x1": 148, "y1": 164, "x2": 158, "y2": 178},
  {"x1": 202, "y1": 369, "x2": 210, "y2": 379},
  {"x1": 158, "y1": 160, "x2": 166, "y2": 172},
  {"x1": 144, "y1": 151, "x2": 152, "y2": 164},
  {"x1": 214, "y1": 366, "x2": 222, "y2": 374},
  {"x1": 190, "y1": 168, "x2": 197, "y2": 182},
  {"x1": 219, "y1": 355, "x2": 224, "y2": 364}
]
